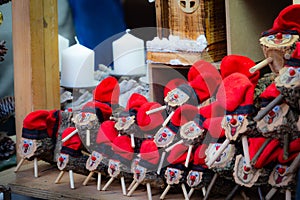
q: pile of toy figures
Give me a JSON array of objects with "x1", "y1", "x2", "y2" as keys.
[{"x1": 15, "y1": 5, "x2": 300, "y2": 200}]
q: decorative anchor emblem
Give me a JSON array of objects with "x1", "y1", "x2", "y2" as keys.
[{"x1": 177, "y1": 0, "x2": 200, "y2": 13}]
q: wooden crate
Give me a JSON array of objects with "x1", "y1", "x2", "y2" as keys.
[{"x1": 152, "y1": 0, "x2": 227, "y2": 63}]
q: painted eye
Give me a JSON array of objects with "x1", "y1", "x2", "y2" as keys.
[
  {"x1": 126, "y1": 116, "x2": 131, "y2": 121},
  {"x1": 175, "y1": 170, "x2": 178, "y2": 174},
  {"x1": 267, "y1": 35, "x2": 275, "y2": 40},
  {"x1": 283, "y1": 34, "x2": 291, "y2": 39},
  {"x1": 297, "y1": 68, "x2": 300, "y2": 73},
  {"x1": 226, "y1": 115, "x2": 232, "y2": 122},
  {"x1": 273, "y1": 105, "x2": 280, "y2": 113},
  {"x1": 237, "y1": 115, "x2": 244, "y2": 122},
  {"x1": 29, "y1": 141, "x2": 33, "y2": 146}
]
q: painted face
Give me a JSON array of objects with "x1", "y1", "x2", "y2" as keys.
[
  {"x1": 73, "y1": 112, "x2": 98, "y2": 130},
  {"x1": 108, "y1": 159, "x2": 121, "y2": 177},
  {"x1": 133, "y1": 165, "x2": 146, "y2": 183},
  {"x1": 222, "y1": 114, "x2": 248, "y2": 141},
  {"x1": 164, "y1": 88, "x2": 189, "y2": 107},
  {"x1": 277, "y1": 67, "x2": 300, "y2": 87},
  {"x1": 205, "y1": 143, "x2": 235, "y2": 169},
  {"x1": 233, "y1": 155, "x2": 261, "y2": 187},
  {"x1": 165, "y1": 167, "x2": 182, "y2": 185},
  {"x1": 86, "y1": 151, "x2": 103, "y2": 171},
  {"x1": 259, "y1": 34, "x2": 299, "y2": 74},
  {"x1": 180, "y1": 121, "x2": 204, "y2": 140},
  {"x1": 186, "y1": 170, "x2": 202, "y2": 187},
  {"x1": 257, "y1": 103, "x2": 289, "y2": 134},
  {"x1": 114, "y1": 115, "x2": 135, "y2": 131},
  {"x1": 57, "y1": 153, "x2": 69, "y2": 170},
  {"x1": 269, "y1": 164, "x2": 293, "y2": 187},
  {"x1": 153, "y1": 127, "x2": 176, "y2": 148},
  {"x1": 265, "y1": 33, "x2": 294, "y2": 46},
  {"x1": 19, "y1": 138, "x2": 36, "y2": 158}
]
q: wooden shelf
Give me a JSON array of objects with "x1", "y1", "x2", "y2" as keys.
[{"x1": 0, "y1": 162, "x2": 226, "y2": 200}]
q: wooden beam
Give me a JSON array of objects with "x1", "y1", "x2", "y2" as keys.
[{"x1": 12, "y1": 0, "x2": 60, "y2": 161}]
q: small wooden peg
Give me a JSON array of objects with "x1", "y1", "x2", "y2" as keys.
[
  {"x1": 34, "y1": 157, "x2": 38, "y2": 178},
  {"x1": 97, "y1": 172, "x2": 101, "y2": 191},
  {"x1": 55, "y1": 171, "x2": 65, "y2": 184},
  {"x1": 69, "y1": 170, "x2": 75, "y2": 189},
  {"x1": 249, "y1": 57, "x2": 273, "y2": 73},
  {"x1": 83, "y1": 171, "x2": 94, "y2": 186},
  {"x1": 14, "y1": 157, "x2": 25, "y2": 173}
]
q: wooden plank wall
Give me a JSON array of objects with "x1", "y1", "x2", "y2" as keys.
[{"x1": 12, "y1": 0, "x2": 60, "y2": 160}]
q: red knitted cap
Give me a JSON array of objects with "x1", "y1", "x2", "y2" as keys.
[
  {"x1": 193, "y1": 144, "x2": 208, "y2": 166},
  {"x1": 277, "y1": 138, "x2": 300, "y2": 164},
  {"x1": 112, "y1": 135, "x2": 134, "y2": 161},
  {"x1": 22, "y1": 110, "x2": 50, "y2": 139},
  {"x1": 188, "y1": 60, "x2": 220, "y2": 82},
  {"x1": 96, "y1": 120, "x2": 118, "y2": 144},
  {"x1": 61, "y1": 127, "x2": 82, "y2": 156},
  {"x1": 125, "y1": 93, "x2": 148, "y2": 111},
  {"x1": 93, "y1": 76, "x2": 120, "y2": 105},
  {"x1": 170, "y1": 104, "x2": 199, "y2": 126},
  {"x1": 81, "y1": 101, "x2": 112, "y2": 122},
  {"x1": 267, "y1": 4, "x2": 300, "y2": 35},
  {"x1": 189, "y1": 72, "x2": 221, "y2": 103},
  {"x1": 220, "y1": 55, "x2": 260, "y2": 87},
  {"x1": 137, "y1": 102, "x2": 165, "y2": 132},
  {"x1": 167, "y1": 143, "x2": 192, "y2": 165},
  {"x1": 203, "y1": 117, "x2": 225, "y2": 139},
  {"x1": 260, "y1": 83, "x2": 281, "y2": 107},
  {"x1": 140, "y1": 139, "x2": 159, "y2": 165},
  {"x1": 46, "y1": 110, "x2": 61, "y2": 138},
  {"x1": 248, "y1": 137, "x2": 280, "y2": 168},
  {"x1": 216, "y1": 73, "x2": 255, "y2": 114}
]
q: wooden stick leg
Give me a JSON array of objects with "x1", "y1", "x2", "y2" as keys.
[
  {"x1": 157, "y1": 151, "x2": 166, "y2": 175},
  {"x1": 14, "y1": 157, "x2": 25, "y2": 173},
  {"x1": 241, "y1": 135, "x2": 251, "y2": 167},
  {"x1": 286, "y1": 189, "x2": 292, "y2": 200},
  {"x1": 265, "y1": 187, "x2": 277, "y2": 200},
  {"x1": 69, "y1": 170, "x2": 75, "y2": 189},
  {"x1": 127, "y1": 180, "x2": 136, "y2": 191},
  {"x1": 185, "y1": 145, "x2": 193, "y2": 167},
  {"x1": 160, "y1": 184, "x2": 171, "y2": 200},
  {"x1": 34, "y1": 157, "x2": 38, "y2": 178},
  {"x1": 181, "y1": 183, "x2": 189, "y2": 200},
  {"x1": 224, "y1": 185, "x2": 239, "y2": 200},
  {"x1": 127, "y1": 182, "x2": 140, "y2": 196},
  {"x1": 83, "y1": 171, "x2": 94, "y2": 186},
  {"x1": 202, "y1": 187, "x2": 206, "y2": 197},
  {"x1": 121, "y1": 176, "x2": 127, "y2": 196},
  {"x1": 55, "y1": 171, "x2": 65, "y2": 184},
  {"x1": 130, "y1": 133, "x2": 135, "y2": 148},
  {"x1": 146, "y1": 183, "x2": 152, "y2": 200},
  {"x1": 102, "y1": 177, "x2": 114, "y2": 191},
  {"x1": 97, "y1": 172, "x2": 101, "y2": 191},
  {"x1": 203, "y1": 173, "x2": 218, "y2": 200},
  {"x1": 188, "y1": 188, "x2": 194, "y2": 198},
  {"x1": 86, "y1": 129, "x2": 90, "y2": 147}
]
